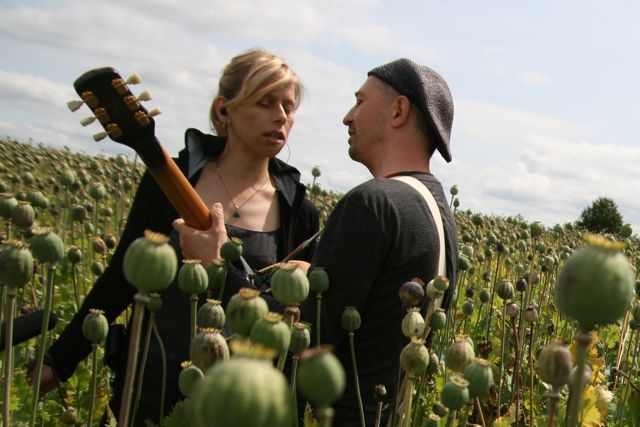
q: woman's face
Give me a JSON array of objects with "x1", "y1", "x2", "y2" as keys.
[{"x1": 226, "y1": 85, "x2": 297, "y2": 159}]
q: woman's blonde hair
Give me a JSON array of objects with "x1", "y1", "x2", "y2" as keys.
[{"x1": 210, "y1": 48, "x2": 304, "y2": 136}]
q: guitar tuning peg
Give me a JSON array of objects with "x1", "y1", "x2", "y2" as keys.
[
  {"x1": 67, "y1": 100, "x2": 84, "y2": 112},
  {"x1": 80, "y1": 116, "x2": 97, "y2": 127},
  {"x1": 137, "y1": 90, "x2": 152, "y2": 101},
  {"x1": 147, "y1": 108, "x2": 161, "y2": 118},
  {"x1": 126, "y1": 73, "x2": 142, "y2": 85},
  {"x1": 93, "y1": 123, "x2": 122, "y2": 141}
]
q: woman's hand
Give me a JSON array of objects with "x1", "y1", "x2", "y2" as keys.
[{"x1": 172, "y1": 202, "x2": 228, "y2": 265}]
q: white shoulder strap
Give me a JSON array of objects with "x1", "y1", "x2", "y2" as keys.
[{"x1": 391, "y1": 176, "x2": 446, "y2": 276}]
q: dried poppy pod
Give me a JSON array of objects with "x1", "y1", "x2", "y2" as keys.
[
  {"x1": 82, "y1": 309, "x2": 109, "y2": 344},
  {"x1": 402, "y1": 307, "x2": 426, "y2": 338},
  {"x1": 271, "y1": 262, "x2": 310, "y2": 305},
  {"x1": 400, "y1": 278, "x2": 425, "y2": 307},
  {"x1": 29, "y1": 227, "x2": 64, "y2": 264},
  {"x1": 226, "y1": 288, "x2": 268, "y2": 336},
  {"x1": 0, "y1": 240, "x2": 34, "y2": 288},
  {"x1": 309, "y1": 267, "x2": 329, "y2": 295},
  {"x1": 67, "y1": 246, "x2": 82, "y2": 264},
  {"x1": 92, "y1": 237, "x2": 107, "y2": 255},
  {"x1": 524, "y1": 305, "x2": 539, "y2": 324},
  {"x1": 297, "y1": 346, "x2": 346, "y2": 410},
  {"x1": 400, "y1": 337, "x2": 430, "y2": 376},
  {"x1": 538, "y1": 339, "x2": 572, "y2": 388},
  {"x1": 197, "y1": 299, "x2": 225, "y2": 330},
  {"x1": 249, "y1": 312, "x2": 291, "y2": 356},
  {"x1": 178, "y1": 361, "x2": 203, "y2": 398},
  {"x1": 220, "y1": 237, "x2": 243, "y2": 263},
  {"x1": 178, "y1": 260, "x2": 209, "y2": 296},
  {"x1": 123, "y1": 230, "x2": 177, "y2": 294},
  {"x1": 189, "y1": 328, "x2": 229, "y2": 371},
  {"x1": 555, "y1": 235, "x2": 635, "y2": 329},
  {"x1": 441, "y1": 375, "x2": 470, "y2": 411},
  {"x1": 189, "y1": 347, "x2": 291, "y2": 427}
]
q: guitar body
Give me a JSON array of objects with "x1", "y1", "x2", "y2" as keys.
[{"x1": 73, "y1": 67, "x2": 211, "y2": 230}]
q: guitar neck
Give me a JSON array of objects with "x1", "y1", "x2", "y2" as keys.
[{"x1": 137, "y1": 137, "x2": 211, "y2": 230}]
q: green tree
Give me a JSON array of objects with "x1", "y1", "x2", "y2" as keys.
[{"x1": 577, "y1": 197, "x2": 624, "y2": 235}]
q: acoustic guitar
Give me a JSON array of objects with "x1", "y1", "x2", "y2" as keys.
[{"x1": 68, "y1": 67, "x2": 211, "y2": 230}]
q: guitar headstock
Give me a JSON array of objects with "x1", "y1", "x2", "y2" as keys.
[{"x1": 68, "y1": 67, "x2": 160, "y2": 150}]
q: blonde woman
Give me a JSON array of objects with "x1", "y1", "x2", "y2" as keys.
[{"x1": 38, "y1": 48, "x2": 319, "y2": 425}]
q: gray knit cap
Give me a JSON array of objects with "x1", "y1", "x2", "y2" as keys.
[{"x1": 368, "y1": 58, "x2": 454, "y2": 162}]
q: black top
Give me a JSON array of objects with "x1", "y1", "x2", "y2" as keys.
[
  {"x1": 47, "y1": 129, "x2": 319, "y2": 425},
  {"x1": 300, "y1": 172, "x2": 458, "y2": 426}
]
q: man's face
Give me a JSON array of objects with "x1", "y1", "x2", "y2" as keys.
[{"x1": 342, "y1": 76, "x2": 389, "y2": 166}]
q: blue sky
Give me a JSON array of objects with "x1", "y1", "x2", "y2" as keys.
[{"x1": 1, "y1": 0, "x2": 639, "y2": 234}]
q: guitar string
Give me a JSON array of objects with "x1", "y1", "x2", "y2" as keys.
[{"x1": 215, "y1": 159, "x2": 271, "y2": 218}]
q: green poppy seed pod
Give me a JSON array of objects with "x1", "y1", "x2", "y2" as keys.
[
  {"x1": 432, "y1": 276, "x2": 450, "y2": 293},
  {"x1": 178, "y1": 260, "x2": 209, "y2": 296},
  {"x1": 516, "y1": 277, "x2": 528, "y2": 293},
  {"x1": 463, "y1": 358, "x2": 494, "y2": 399},
  {"x1": 206, "y1": 259, "x2": 227, "y2": 294},
  {"x1": 249, "y1": 312, "x2": 291, "y2": 356},
  {"x1": 430, "y1": 308, "x2": 447, "y2": 330},
  {"x1": 226, "y1": 288, "x2": 269, "y2": 336},
  {"x1": 147, "y1": 292, "x2": 163, "y2": 313},
  {"x1": 67, "y1": 246, "x2": 82, "y2": 264},
  {"x1": 197, "y1": 299, "x2": 225, "y2": 329},
  {"x1": 461, "y1": 300, "x2": 475, "y2": 317},
  {"x1": 189, "y1": 356, "x2": 291, "y2": 427},
  {"x1": 483, "y1": 247, "x2": 493, "y2": 259},
  {"x1": 432, "y1": 401, "x2": 449, "y2": 417},
  {"x1": 11, "y1": 201, "x2": 35, "y2": 228},
  {"x1": 479, "y1": 288, "x2": 491, "y2": 304},
  {"x1": 505, "y1": 302, "x2": 519, "y2": 318},
  {"x1": 92, "y1": 236, "x2": 107, "y2": 255},
  {"x1": 538, "y1": 339, "x2": 572, "y2": 388},
  {"x1": 425, "y1": 414, "x2": 441, "y2": 427},
  {"x1": 465, "y1": 287, "x2": 475, "y2": 299},
  {"x1": 88, "y1": 183, "x2": 106, "y2": 200},
  {"x1": 486, "y1": 233, "x2": 497, "y2": 246},
  {"x1": 29, "y1": 228, "x2": 64, "y2": 264},
  {"x1": 631, "y1": 304, "x2": 640, "y2": 324},
  {"x1": 271, "y1": 262, "x2": 310, "y2": 305},
  {"x1": 178, "y1": 361, "x2": 204, "y2": 398},
  {"x1": 311, "y1": 165, "x2": 322, "y2": 178},
  {"x1": 71, "y1": 205, "x2": 88, "y2": 222},
  {"x1": 309, "y1": 267, "x2": 330, "y2": 295},
  {"x1": 450, "y1": 185, "x2": 458, "y2": 196},
  {"x1": 401, "y1": 308, "x2": 425, "y2": 338},
  {"x1": 399, "y1": 278, "x2": 425, "y2": 307},
  {"x1": 524, "y1": 305, "x2": 539, "y2": 324},
  {"x1": 104, "y1": 234, "x2": 116, "y2": 249},
  {"x1": 123, "y1": 230, "x2": 177, "y2": 294},
  {"x1": 115, "y1": 154, "x2": 128, "y2": 168},
  {"x1": 0, "y1": 240, "x2": 34, "y2": 287},
  {"x1": 445, "y1": 335, "x2": 475, "y2": 373},
  {"x1": 458, "y1": 255, "x2": 471, "y2": 272},
  {"x1": 91, "y1": 261, "x2": 104, "y2": 276},
  {"x1": 400, "y1": 337, "x2": 430, "y2": 376},
  {"x1": 297, "y1": 346, "x2": 346, "y2": 409},
  {"x1": 26, "y1": 191, "x2": 48, "y2": 209},
  {"x1": 189, "y1": 328, "x2": 230, "y2": 371},
  {"x1": 220, "y1": 237, "x2": 243, "y2": 263},
  {"x1": 373, "y1": 384, "x2": 387, "y2": 402},
  {"x1": 461, "y1": 244, "x2": 474, "y2": 258},
  {"x1": 453, "y1": 198, "x2": 460, "y2": 208},
  {"x1": 58, "y1": 169, "x2": 76, "y2": 187},
  {"x1": 0, "y1": 193, "x2": 18, "y2": 219},
  {"x1": 471, "y1": 214, "x2": 483, "y2": 227},
  {"x1": 497, "y1": 280, "x2": 515, "y2": 301},
  {"x1": 441, "y1": 375, "x2": 470, "y2": 411},
  {"x1": 82, "y1": 308, "x2": 109, "y2": 344},
  {"x1": 21, "y1": 172, "x2": 34, "y2": 185},
  {"x1": 530, "y1": 221, "x2": 544, "y2": 237},
  {"x1": 341, "y1": 306, "x2": 361, "y2": 332},
  {"x1": 619, "y1": 223, "x2": 633, "y2": 239},
  {"x1": 555, "y1": 235, "x2": 635, "y2": 329},
  {"x1": 289, "y1": 322, "x2": 311, "y2": 355}
]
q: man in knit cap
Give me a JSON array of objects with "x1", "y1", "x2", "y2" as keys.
[{"x1": 300, "y1": 58, "x2": 459, "y2": 426}]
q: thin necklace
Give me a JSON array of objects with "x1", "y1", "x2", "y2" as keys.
[{"x1": 216, "y1": 160, "x2": 271, "y2": 218}]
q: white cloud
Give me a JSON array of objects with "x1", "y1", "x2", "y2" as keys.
[{"x1": 519, "y1": 71, "x2": 551, "y2": 88}]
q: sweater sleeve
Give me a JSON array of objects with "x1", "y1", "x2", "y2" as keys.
[{"x1": 47, "y1": 170, "x2": 166, "y2": 381}]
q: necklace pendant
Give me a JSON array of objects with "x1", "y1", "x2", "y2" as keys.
[{"x1": 233, "y1": 209, "x2": 241, "y2": 218}]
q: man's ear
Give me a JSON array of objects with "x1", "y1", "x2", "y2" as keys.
[{"x1": 390, "y1": 95, "x2": 411, "y2": 127}]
